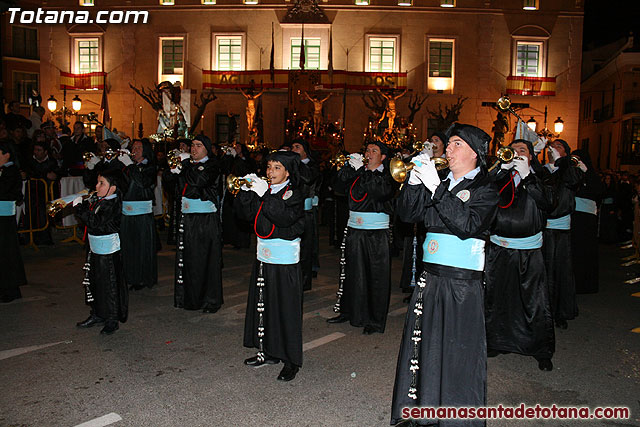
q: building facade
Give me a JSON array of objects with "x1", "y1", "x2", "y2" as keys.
[
  {"x1": 579, "y1": 35, "x2": 640, "y2": 172},
  {"x1": 4, "y1": 0, "x2": 583, "y2": 151}
]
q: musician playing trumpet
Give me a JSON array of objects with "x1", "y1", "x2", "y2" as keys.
[
  {"x1": 327, "y1": 141, "x2": 398, "y2": 335},
  {"x1": 167, "y1": 135, "x2": 223, "y2": 314},
  {"x1": 485, "y1": 139, "x2": 556, "y2": 371},
  {"x1": 83, "y1": 139, "x2": 127, "y2": 191}
]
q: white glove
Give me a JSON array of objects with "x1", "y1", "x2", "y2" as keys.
[
  {"x1": 407, "y1": 167, "x2": 424, "y2": 186},
  {"x1": 419, "y1": 159, "x2": 441, "y2": 194},
  {"x1": 512, "y1": 157, "x2": 530, "y2": 179},
  {"x1": 72, "y1": 196, "x2": 84, "y2": 207},
  {"x1": 241, "y1": 173, "x2": 260, "y2": 191},
  {"x1": 421, "y1": 142, "x2": 434, "y2": 158},
  {"x1": 226, "y1": 147, "x2": 237, "y2": 157},
  {"x1": 412, "y1": 152, "x2": 432, "y2": 166},
  {"x1": 86, "y1": 155, "x2": 100, "y2": 170},
  {"x1": 250, "y1": 177, "x2": 269, "y2": 197},
  {"x1": 170, "y1": 166, "x2": 181, "y2": 174},
  {"x1": 118, "y1": 154, "x2": 133, "y2": 167},
  {"x1": 533, "y1": 137, "x2": 547, "y2": 154},
  {"x1": 576, "y1": 160, "x2": 588, "y2": 173},
  {"x1": 501, "y1": 161, "x2": 515, "y2": 170},
  {"x1": 348, "y1": 153, "x2": 364, "y2": 170},
  {"x1": 547, "y1": 147, "x2": 560, "y2": 164},
  {"x1": 179, "y1": 152, "x2": 191, "y2": 161}
]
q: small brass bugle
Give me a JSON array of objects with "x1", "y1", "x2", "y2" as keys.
[
  {"x1": 488, "y1": 146, "x2": 518, "y2": 172},
  {"x1": 47, "y1": 190, "x2": 95, "y2": 217},
  {"x1": 226, "y1": 174, "x2": 270, "y2": 196},
  {"x1": 569, "y1": 155, "x2": 581, "y2": 167},
  {"x1": 389, "y1": 155, "x2": 449, "y2": 183},
  {"x1": 329, "y1": 153, "x2": 349, "y2": 170}
]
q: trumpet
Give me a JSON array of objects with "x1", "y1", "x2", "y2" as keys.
[
  {"x1": 496, "y1": 95, "x2": 526, "y2": 122},
  {"x1": 226, "y1": 174, "x2": 271, "y2": 196},
  {"x1": 569, "y1": 155, "x2": 581, "y2": 167},
  {"x1": 47, "y1": 190, "x2": 96, "y2": 217},
  {"x1": 330, "y1": 153, "x2": 349, "y2": 170},
  {"x1": 168, "y1": 149, "x2": 189, "y2": 170},
  {"x1": 83, "y1": 149, "x2": 131, "y2": 163},
  {"x1": 389, "y1": 155, "x2": 449, "y2": 183},
  {"x1": 487, "y1": 146, "x2": 523, "y2": 172}
]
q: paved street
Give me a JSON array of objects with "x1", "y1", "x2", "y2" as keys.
[{"x1": 1, "y1": 226, "x2": 639, "y2": 427}]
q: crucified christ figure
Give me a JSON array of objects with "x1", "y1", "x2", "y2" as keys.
[
  {"x1": 376, "y1": 88, "x2": 407, "y2": 133},
  {"x1": 241, "y1": 88, "x2": 264, "y2": 132},
  {"x1": 305, "y1": 92, "x2": 331, "y2": 135}
]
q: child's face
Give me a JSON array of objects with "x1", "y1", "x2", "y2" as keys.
[
  {"x1": 266, "y1": 160, "x2": 289, "y2": 185},
  {"x1": 96, "y1": 175, "x2": 116, "y2": 198}
]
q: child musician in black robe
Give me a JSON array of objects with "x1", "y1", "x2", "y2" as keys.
[
  {"x1": 74, "y1": 169, "x2": 127, "y2": 335},
  {"x1": 169, "y1": 135, "x2": 223, "y2": 313},
  {"x1": 120, "y1": 139, "x2": 158, "y2": 290},
  {"x1": 0, "y1": 141, "x2": 27, "y2": 302},
  {"x1": 391, "y1": 124, "x2": 498, "y2": 427},
  {"x1": 327, "y1": 141, "x2": 398, "y2": 335},
  {"x1": 541, "y1": 139, "x2": 584, "y2": 330},
  {"x1": 235, "y1": 151, "x2": 305, "y2": 382},
  {"x1": 485, "y1": 139, "x2": 556, "y2": 371}
]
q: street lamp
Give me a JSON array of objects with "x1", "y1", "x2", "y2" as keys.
[
  {"x1": 47, "y1": 95, "x2": 58, "y2": 113},
  {"x1": 527, "y1": 116, "x2": 537, "y2": 131},
  {"x1": 72, "y1": 95, "x2": 82, "y2": 112},
  {"x1": 554, "y1": 117, "x2": 564, "y2": 134}
]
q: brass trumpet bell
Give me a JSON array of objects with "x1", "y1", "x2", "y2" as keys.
[
  {"x1": 497, "y1": 95, "x2": 512, "y2": 112},
  {"x1": 487, "y1": 146, "x2": 523, "y2": 172},
  {"x1": 389, "y1": 156, "x2": 449, "y2": 183},
  {"x1": 569, "y1": 154, "x2": 581, "y2": 167},
  {"x1": 330, "y1": 153, "x2": 349, "y2": 170},
  {"x1": 47, "y1": 190, "x2": 93, "y2": 217},
  {"x1": 226, "y1": 174, "x2": 270, "y2": 196}
]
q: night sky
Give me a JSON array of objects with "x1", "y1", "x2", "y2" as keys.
[{"x1": 583, "y1": 0, "x2": 640, "y2": 50}]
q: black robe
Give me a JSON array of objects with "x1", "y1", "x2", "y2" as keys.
[
  {"x1": 235, "y1": 183, "x2": 305, "y2": 367},
  {"x1": 599, "y1": 182, "x2": 618, "y2": 243},
  {"x1": 485, "y1": 170, "x2": 555, "y2": 359},
  {"x1": 334, "y1": 164, "x2": 397, "y2": 333},
  {"x1": 571, "y1": 164, "x2": 605, "y2": 294},
  {"x1": 121, "y1": 161, "x2": 158, "y2": 289},
  {"x1": 62, "y1": 135, "x2": 96, "y2": 177},
  {"x1": 172, "y1": 158, "x2": 223, "y2": 311},
  {"x1": 0, "y1": 163, "x2": 26, "y2": 301},
  {"x1": 541, "y1": 158, "x2": 584, "y2": 324},
  {"x1": 391, "y1": 170, "x2": 498, "y2": 427},
  {"x1": 221, "y1": 154, "x2": 255, "y2": 249},
  {"x1": 25, "y1": 156, "x2": 61, "y2": 245},
  {"x1": 75, "y1": 195, "x2": 128, "y2": 323},
  {"x1": 299, "y1": 158, "x2": 322, "y2": 291}
]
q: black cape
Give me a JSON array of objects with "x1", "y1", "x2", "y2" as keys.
[
  {"x1": 299, "y1": 158, "x2": 322, "y2": 291},
  {"x1": 121, "y1": 161, "x2": 158, "y2": 289},
  {"x1": 0, "y1": 163, "x2": 26, "y2": 300}
]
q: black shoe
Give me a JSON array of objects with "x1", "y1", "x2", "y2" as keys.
[
  {"x1": 244, "y1": 355, "x2": 280, "y2": 367},
  {"x1": 202, "y1": 305, "x2": 220, "y2": 314},
  {"x1": 76, "y1": 315, "x2": 105, "y2": 328},
  {"x1": 100, "y1": 322, "x2": 119, "y2": 335},
  {"x1": 537, "y1": 358, "x2": 553, "y2": 371},
  {"x1": 555, "y1": 319, "x2": 568, "y2": 329},
  {"x1": 277, "y1": 363, "x2": 299, "y2": 382},
  {"x1": 363, "y1": 326, "x2": 380, "y2": 335},
  {"x1": 326, "y1": 314, "x2": 349, "y2": 324}
]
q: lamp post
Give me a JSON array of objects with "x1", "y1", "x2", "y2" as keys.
[
  {"x1": 46, "y1": 88, "x2": 82, "y2": 126},
  {"x1": 524, "y1": 105, "x2": 564, "y2": 162}
]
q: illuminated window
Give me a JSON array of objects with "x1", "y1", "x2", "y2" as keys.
[
  {"x1": 523, "y1": 0, "x2": 538, "y2": 10},
  {"x1": 160, "y1": 0, "x2": 175, "y2": 5},
  {"x1": 214, "y1": 34, "x2": 245, "y2": 71},
  {"x1": 440, "y1": 0, "x2": 455, "y2": 7},
  {"x1": 79, "y1": 0, "x2": 94, "y2": 5},
  {"x1": 72, "y1": 37, "x2": 101, "y2": 73},
  {"x1": 515, "y1": 41, "x2": 544, "y2": 77},
  {"x1": 366, "y1": 36, "x2": 398, "y2": 73},
  {"x1": 291, "y1": 38, "x2": 321, "y2": 70},
  {"x1": 159, "y1": 37, "x2": 185, "y2": 84},
  {"x1": 427, "y1": 38, "x2": 454, "y2": 92},
  {"x1": 202, "y1": 0, "x2": 216, "y2": 3},
  {"x1": 355, "y1": 0, "x2": 369, "y2": 4}
]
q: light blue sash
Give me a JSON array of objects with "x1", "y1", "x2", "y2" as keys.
[
  {"x1": 312, "y1": 195, "x2": 319, "y2": 207},
  {"x1": 546, "y1": 214, "x2": 571, "y2": 230},
  {"x1": 347, "y1": 211, "x2": 390, "y2": 230},
  {"x1": 122, "y1": 200, "x2": 153, "y2": 216},
  {"x1": 88, "y1": 233, "x2": 121, "y2": 255},
  {"x1": 182, "y1": 197, "x2": 217, "y2": 214},
  {"x1": 422, "y1": 232, "x2": 485, "y2": 271},
  {"x1": 257, "y1": 237, "x2": 301, "y2": 265},
  {"x1": 602, "y1": 197, "x2": 614, "y2": 205},
  {"x1": 575, "y1": 197, "x2": 597, "y2": 215},
  {"x1": 0, "y1": 200, "x2": 16, "y2": 216},
  {"x1": 304, "y1": 198, "x2": 313, "y2": 211},
  {"x1": 490, "y1": 231, "x2": 543, "y2": 250}
]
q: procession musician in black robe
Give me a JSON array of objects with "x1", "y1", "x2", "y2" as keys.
[
  {"x1": 120, "y1": 139, "x2": 158, "y2": 290},
  {"x1": 390, "y1": 124, "x2": 498, "y2": 427},
  {"x1": 570, "y1": 149, "x2": 605, "y2": 294},
  {"x1": 485, "y1": 139, "x2": 556, "y2": 372},
  {"x1": 170, "y1": 136, "x2": 223, "y2": 313},
  {"x1": 292, "y1": 138, "x2": 322, "y2": 291},
  {"x1": 327, "y1": 141, "x2": 398, "y2": 335},
  {"x1": 541, "y1": 139, "x2": 584, "y2": 330},
  {"x1": 221, "y1": 143, "x2": 256, "y2": 249},
  {"x1": 0, "y1": 141, "x2": 27, "y2": 303},
  {"x1": 235, "y1": 151, "x2": 305, "y2": 382},
  {"x1": 74, "y1": 169, "x2": 127, "y2": 335}
]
